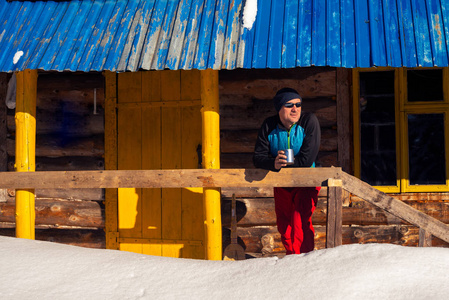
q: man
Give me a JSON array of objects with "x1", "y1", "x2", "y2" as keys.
[{"x1": 253, "y1": 87, "x2": 321, "y2": 255}]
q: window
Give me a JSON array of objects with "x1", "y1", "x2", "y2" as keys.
[{"x1": 353, "y1": 68, "x2": 449, "y2": 193}]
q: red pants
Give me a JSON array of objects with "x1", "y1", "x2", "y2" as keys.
[{"x1": 274, "y1": 187, "x2": 320, "y2": 255}]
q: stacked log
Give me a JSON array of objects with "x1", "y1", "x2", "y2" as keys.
[
  {"x1": 218, "y1": 68, "x2": 449, "y2": 257},
  {"x1": 221, "y1": 189, "x2": 449, "y2": 257},
  {"x1": 1, "y1": 72, "x2": 105, "y2": 248},
  {"x1": 1, "y1": 68, "x2": 448, "y2": 257}
]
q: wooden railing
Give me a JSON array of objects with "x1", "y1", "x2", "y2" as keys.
[{"x1": 1, "y1": 167, "x2": 448, "y2": 247}]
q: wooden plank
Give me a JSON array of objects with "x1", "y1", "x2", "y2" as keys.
[
  {"x1": 161, "y1": 106, "x2": 182, "y2": 257},
  {"x1": 104, "y1": 70, "x2": 118, "y2": 250},
  {"x1": 326, "y1": 179, "x2": 343, "y2": 248},
  {"x1": 336, "y1": 68, "x2": 352, "y2": 172},
  {"x1": 0, "y1": 167, "x2": 342, "y2": 189},
  {"x1": 0, "y1": 73, "x2": 7, "y2": 172},
  {"x1": 7, "y1": 134, "x2": 104, "y2": 157},
  {"x1": 418, "y1": 228, "x2": 432, "y2": 247},
  {"x1": 180, "y1": 101, "x2": 204, "y2": 259},
  {"x1": 117, "y1": 72, "x2": 141, "y2": 103},
  {"x1": 117, "y1": 73, "x2": 143, "y2": 254},
  {"x1": 0, "y1": 189, "x2": 7, "y2": 203},
  {"x1": 218, "y1": 68, "x2": 336, "y2": 99},
  {"x1": 181, "y1": 70, "x2": 201, "y2": 101},
  {"x1": 161, "y1": 70, "x2": 180, "y2": 102},
  {"x1": 141, "y1": 72, "x2": 163, "y2": 256},
  {"x1": 35, "y1": 188, "x2": 104, "y2": 201},
  {"x1": 27, "y1": 156, "x2": 105, "y2": 171},
  {"x1": 141, "y1": 111, "x2": 162, "y2": 256},
  {"x1": 341, "y1": 172, "x2": 449, "y2": 244},
  {"x1": 142, "y1": 71, "x2": 161, "y2": 102}
]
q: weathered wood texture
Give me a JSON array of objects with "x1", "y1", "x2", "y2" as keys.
[
  {"x1": 4, "y1": 72, "x2": 105, "y2": 207},
  {"x1": 0, "y1": 168, "x2": 342, "y2": 189},
  {"x1": 245, "y1": 225, "x2": 449, "y2": 256},
  {"x1": 221, "y1": 197, "x2": 449, "y2": 227},
  {"x1": 341, "y1": 172, "x2": 449, "y2": 244},
  {"x1": 0, "y1": 73, "x2": 7, "y2": 172},
  {"x1": 221, "y1": 191, "x2": 449, "y2": 255},
  {"x1": 326, "y1": 180, "x2": 343, "y2": 248},
  {"x1": 336, "y1": 68, "x2": 352, "y2": 173},
  {"x1": 0, "y1": 198, "x2": 103, "y2": 228},
  {"x1": 1, "y1": 70, "x2": 448, "y2": 257}
]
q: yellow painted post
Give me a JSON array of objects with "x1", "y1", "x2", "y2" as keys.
[
  {"x1": 201, "y1": 69, "x2": 222, "y2": 260},
  {"x1": 15, "y1": 69, "x2": 37, "y2": 239}
]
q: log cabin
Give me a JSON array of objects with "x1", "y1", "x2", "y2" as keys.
[{"x1": 0, "y1": 0, "x2": 448, "y2": 259}]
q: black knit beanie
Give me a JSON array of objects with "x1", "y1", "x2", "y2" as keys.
[{"x1": 273, "y1": 88, "x2": 302, "y2": 112}]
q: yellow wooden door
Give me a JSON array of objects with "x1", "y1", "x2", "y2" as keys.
[{"x1": 109, "y1": 70, "x2": 204, "y2": 259}]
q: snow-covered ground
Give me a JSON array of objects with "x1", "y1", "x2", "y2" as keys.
[{"x1": 0, "y1": 236, "x2": 448, "y2": 299}]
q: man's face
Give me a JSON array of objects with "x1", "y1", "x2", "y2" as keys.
[{"x1": 279, "y1": 98, "x2": 301, "y2": 128}]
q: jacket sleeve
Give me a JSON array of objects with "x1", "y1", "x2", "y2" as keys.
[
  {"x1": 253, "y1": 119, "x2": 278, "y2": 172},
  {"x1": 294, "y1": 113, "x2": 321, "y2": 167}
]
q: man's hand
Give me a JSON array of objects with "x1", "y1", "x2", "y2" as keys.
[{"x1": 275, "y1": 150, "x2": 288, "y2": 170}]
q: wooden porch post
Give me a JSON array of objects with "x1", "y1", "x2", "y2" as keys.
[
  {"x1": 201, "y1": 69, "x2": 222, "y2": 260},
  {"x1": 15, "y1": 69, "x2": 37, "y2": 239},
  {"x1": 326, "y1": 178, "x2": 343, "y2": 248}
]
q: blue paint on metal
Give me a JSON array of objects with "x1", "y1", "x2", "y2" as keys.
[
  {"x1": 312, "y1": 0, "x2": 326, "y2": 66},
  {"x1": 297, "y1": 0, "x2": 312, "y2": 66},
  {"x1": 369, "y1": 0, "x2": 387, "y2": 67},
  {"x1": 282, "y1": 0, "x2": 298, "y2": 68},
  {"x1": 252, "y1": 0, "x2": 270, "y2": 68},
  {"x1": 441, "y1": 1, "x2": 449, "y2": 55},
  {"x1": 427, "y1": 0, "x2": 448, "y2": 66},
  {"x1": 412, "y1": 0, "x2": 433, "y2": 66},
  {"x1": 193, "y1": 0, "x2": 215, "y2": 69},
  {"x1": 2, "y1": 0, "x2": 449, "y2": 72},
  {"x1": 267, "y1": 0, "x2": 284, "y2": 68},
  {"x1": 341, "y1": 0, "x2": 355, "y2": 68},
  {"x1": 179, "y1": 0, "x2": 203, "y2": 69},
  {"x1": 383, "y1": 0, "x2": 402, "y2": 67},
  {"x1": 397, "y1": 0, "x2": 418, "y2": 66},
  {"x1": 327, "y1": 0, "x2": 341, "y2": 67},
  {"x1": 354, "y1": 0, "x2": 371, "y2": 67}
]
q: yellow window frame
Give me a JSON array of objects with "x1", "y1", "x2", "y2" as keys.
[
  {"x1": 353, "y1": 67, "x2": 449, "y2": 193},
  {"x1": 399, "y1": 68, "x2": 449, "y2": 192}
]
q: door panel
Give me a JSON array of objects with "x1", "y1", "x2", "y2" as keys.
[{"x1": 115, "y1": 70, "x2": 204, "y2": 258}]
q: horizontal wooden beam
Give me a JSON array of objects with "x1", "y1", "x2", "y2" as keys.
[{"x1": 0, "y1": 167, "x2": 342, "y2": 189}]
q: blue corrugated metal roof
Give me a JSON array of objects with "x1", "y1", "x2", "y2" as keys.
[{"x1": 1, "y1": 0, "x2": 449, "y2": 72}]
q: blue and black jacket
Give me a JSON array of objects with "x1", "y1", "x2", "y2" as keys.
[{"x1": 253, "y1": 112, "x2": 321, "y2": 172}]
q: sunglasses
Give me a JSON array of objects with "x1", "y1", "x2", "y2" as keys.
[{"x1": 284, "y1": 102, "x2": 302, "y2": 108}]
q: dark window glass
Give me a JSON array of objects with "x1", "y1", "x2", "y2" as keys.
[
  {"x1": 407, "y1": 69, "x2": 443, "y2": 102},
  {"x1": 408, "y1": 114, "x2": 446, "y2": 185},
  {"x1": 359, "y1": 71, "x2": 397, "y2": 186}
]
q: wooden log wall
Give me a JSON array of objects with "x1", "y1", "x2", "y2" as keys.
[
  {"x1": 219, "y1": 68, "x2": 338, "y2": 256},
  {"x1": 1, "y1": 72, "x2": 105, "y2": 248},
  {"x1": 218, "y1": 68, "x2": 449, "y2": 257},
  {"x1": 219, "y1": 67, "x2": 339, "y2": 169},
  {"x1": 1, "y1": 69, "x2": 448, "y2": 257},
  {"x1": 221, "y1": 189, "x2": 449, "y2": 257}
]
